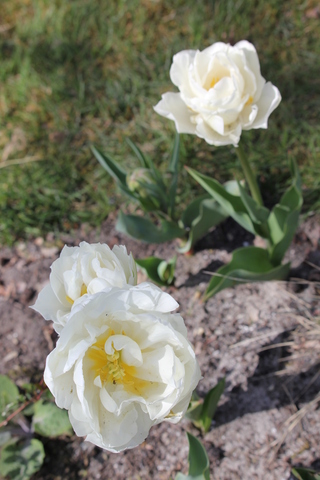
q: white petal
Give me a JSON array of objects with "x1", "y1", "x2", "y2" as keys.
[
  {"x1": 136, "y1": 346, "x2": 175, "y2": 383},
  {"x1": 235, "y1": 40, "x2": 265, "y2": 101},
  {"x1": 240, "y1": 104, "x2": 258, "y2": 128},
  {"x1": 195, "y1": 117, "x2": 242, "y2": 147},
  {"x1": 69, "y1": 396, "x2": 91, "y2": 437},
  {"x1": 170, "y1": 49, "x2": 196, "y2": 91},
  {"x1": 87, "y1": 277, "x2": 111, "y2": 294},
  {"x1": 105, "y1": 335, "x2": 143, "y2": 367},
  {"x1": 100, "y1": 387, "x2": 118, "y2": 413},
  {"x1": 202, "y1": 41, "x2": 229, "y2": 56},
  {"x1": 31, "y1": 284, "x2": 62, "y2": 321},
  {"x1": 154, "y1": 92, "x2": 196, "y2": 134},
  {"x1": 112, "y1": 246, "x2": 137, "y2": 285},
  {"x1": 249, "y1": 82, "x2": 281, "y2": 129},
  {"x1": 106, "y1": 283, "x2": 179, "y2": 314}
]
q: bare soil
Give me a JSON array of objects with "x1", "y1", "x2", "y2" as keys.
[{"x1": 0, "y1": 214, "x2": 319, "y2": 480}]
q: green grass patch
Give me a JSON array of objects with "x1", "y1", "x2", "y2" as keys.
[{"x1": 0, "y1": 0, "x2": 319, "y2": 244}]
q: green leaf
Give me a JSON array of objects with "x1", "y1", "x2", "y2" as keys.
[
  {"x1": 0, "y1": 439, "x2": 45, "y2": 480},
  {"x1": 205, "y1": 246, "x2": 290, "y2": 300},
  {"x1": 91, "y1": 145, "x2": 128, "y2": 187},
  {"x1": 198, "y1": 378, "x2": 225, "y2": 433},
  {"x1": 0, "y1": 430, "x2": 11, "y2": 446},
  {"x1": 237, "y1": 183, "x2": 270, "y2": 237},
  {"x1": 175, "y1": 433, "x2": 210, "y2": 480},
  {"x1": 179, "y1": 195, "x2": 228, "y2": 253},
  {"x1": 186, "y1": 168, "x2": 257, "y2": 235},
  {"x1": 186, "y1": 379, "x2": 225, "y2": 433},
  {"x1": 116, "y1": 211, "x2": 185, "y2": 243},
  {"x1": 32, "y1": 400, "x2": 72, "y2": 437},
  {"x1": 0, "y1": 375, "x2": 19, "y2": 419},
  {"x1": 268, "y1": 159, "x2": 303, "y2": 264},
  {"x1": 157, "y1": 255, "x2": 177, "y2": 285},
  {"x1": 169, "y1": 133, "x2": 180, "y2": 174},
  {"x1": 292, "y1": 467, "x2": 320, "y2": 480},
  {"x1": 168, "y1": 133, "x2": 180, "y2": 219},
  {"x1": 126, "y1": 138, "x2": 150, "y2": 169},
  {"x1": 126, "y1": 138, "x2": 165, "y2": 191},
  {"x1": 136, "y1": 255, "x2": 176, "y2": 286}
]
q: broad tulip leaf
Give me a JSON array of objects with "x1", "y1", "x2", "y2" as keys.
[
  {"x1": 136, "y1": 256, "x2": 176, "y2": 286},
  {"x1": 237, "y1": 183, "x2": 270, "y2": 237},
  {"x1": 292, "y1": 467, "x2": 320, "y2": 480},
  {"x1": 175, "y1": 433, "x2": 210, "y2": 480},
  {"x1": 186, "y1": 168, "x2": 258, "y2": 235},
  {"x1": 205, "y1": 246, "x2": 290, "y2": 300},
  {"x1": 32, "y1": 400, "x2": 72, "y2": 437},
  {"x1": 223, "y1": 180, "x2": 242, "y2": 196},
  {"x1": 179, "y1": 195, "x2": 228, "y2": 253},
  {"x1": 116, "y1": 211, "x2": 185, "y2": 243},
  {"x1": 0, "y1": 375, "x2": 19, "y2": 418},
  {"x1": 268, "y1": 158, "x2": 303, "y2": 264},
  {"x1": 185, "y1": 379, "x2": 225, "y2": 433},
  {"x1": 0, "y1": 438, "x2": 45, "y2": 480},
  {"x1": 91, "y1": 146, "x2": 128, "y2": 187}
]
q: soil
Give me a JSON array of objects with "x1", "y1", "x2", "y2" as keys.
[{"x1": 0, "y1": 213, "x2": 320, "y2": 480}]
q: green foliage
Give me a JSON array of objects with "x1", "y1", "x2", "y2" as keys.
[
  {"x1": 292, "y1": 467, "x2": 320, "y2": 480},
  {"x1": 186, "y1": 167, "x2": 271, "y2": 237},
  {"x1": 136, "y1": 256, "x2": 177, "y2": 286},
  {"x1": 0, "y1": 376, "x2": 19, "y2": 419},
  {"x1": 93, "y1": 137, "x2": 228, "y2": 255},
  {"x1": 186, "y1": 379, "x2": 225, "y2": 433},
  {"x1": 0, "y1": 439, "x2": 45, "y2": 480},
  {"x1": 179, "y1": 195, "x2": 228, "y2": 254},
  {"x1": 116, "y1": 211, "x2": 185, "y2": 243},
  {"x1": 268, "y1": 159, "x2": 303, "y2": 265},
  {"x1": 32, "y1": 400, "x2": 72, "y2": 437},
  {"x1": 187, "y1": 159, "x2": 302, "y2": 299},
  {"x1": 205, "y1": 247, "x2": 290, "y2": 300},
  {"x1": 0, "y1": 376, "x2": 72, "y2": 480},
  {"x1": 175, "y1": 433, "x2": 210, "y2": 480}
]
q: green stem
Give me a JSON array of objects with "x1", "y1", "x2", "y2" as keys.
[{"x1": 236, "y1": 142, "x2": 263, "y2": 206}]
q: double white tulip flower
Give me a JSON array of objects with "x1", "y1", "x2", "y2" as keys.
[
  {"x1": 32, "y1": 242, "x2": 137, "y2": 333},
  {"x1": 154, "y1": 40, "x2": 281, "y2": 146},
  {"x1": 33, "y1": 242, "x2": 201, "y2": 452}
]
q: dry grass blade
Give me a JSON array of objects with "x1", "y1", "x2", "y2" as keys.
[{"x1": 0, "y1": 156, "x2": 44, "y2": 169}]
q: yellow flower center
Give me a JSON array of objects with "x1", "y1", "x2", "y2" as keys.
[
  {"x1": 209, "y1": 76, "x2": 220, "y2": 89},
  {"x1": 66, "y1": 283, "x2": 87, "y2": 305},
  {"x1": 87, "y1": 330, "x2": 149, "y2": 394},
  {"x1": 245, "y1": 96, "x2": 253, "y2": 105}
]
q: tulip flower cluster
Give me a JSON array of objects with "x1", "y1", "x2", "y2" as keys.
[{"x1": 33, "y1": 242, "x2": 201, "y2": 452}]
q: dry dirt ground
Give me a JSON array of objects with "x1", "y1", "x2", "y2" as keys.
[{"x1": 0, "y1": 214, "x2": 320, "y2": 480}]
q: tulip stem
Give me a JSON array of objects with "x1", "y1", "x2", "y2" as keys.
[{"x1": 236, "y1": 143, "x2": 263, "y2": 206}]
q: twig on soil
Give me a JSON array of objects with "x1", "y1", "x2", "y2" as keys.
[
  {"x1": 271, "y1": 394, "x2": 320, "y2": 451},
  {"x1": 230, "y1": 330, "x2": 286, "y2": 349},
  {"x1": 258, "y1": 341, "x2": 294, "y2": 352}
]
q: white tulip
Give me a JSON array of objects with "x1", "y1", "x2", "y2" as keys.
[
  {"x1": 44, "y1": 284, "x2": 201, "y2": 452},
  {"x1": 32, "y1": 242, "x2": 137, "y2": 333},
  {"x1": 154, "y1": 40, "x2": 281, "y2": 147}
]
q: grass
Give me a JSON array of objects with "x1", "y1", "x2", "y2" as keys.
[{"x1": 0, "y1": 0, "x2": 320, "y2": 244}]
